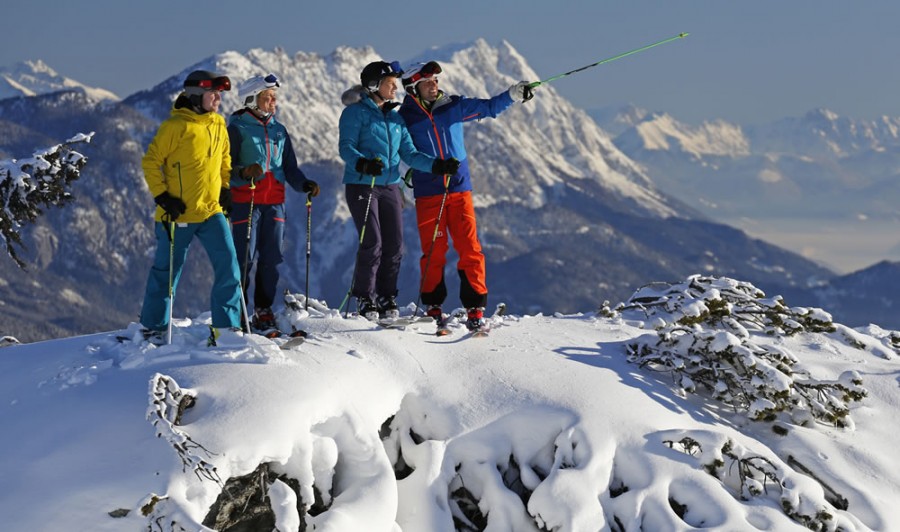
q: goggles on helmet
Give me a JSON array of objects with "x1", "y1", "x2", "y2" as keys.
[
  {"x1": 187, "y1": 76, "x2": 232, "y2": 91},
  {"x1": 264, "y1": 73, "x2": 280, "y2": 88},
  {"x1": 405, "y1": 61, "x2": 442, "y2": 86},
  {"x1": 385, "y1": 61, "x2": 403, "y2": 77}
]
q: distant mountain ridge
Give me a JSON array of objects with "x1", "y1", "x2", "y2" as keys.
[
  {"x1": 0, "y1": 43, "x2": 837, "y2": 341},
  {"x1": 0, "y1": 60, "x2": 119, "y2": 102},
  {"x1": 591, "y1": 104, "x2": 900, "y2": 220}
]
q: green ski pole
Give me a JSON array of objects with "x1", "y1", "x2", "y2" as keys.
[{"x1": 528, "y1": 33, "x2": 689, "y2": 89}]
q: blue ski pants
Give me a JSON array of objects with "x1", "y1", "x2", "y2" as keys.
[
  {"x1": 229, "y1": 202, "x2": 285, "y2": 311},
  {"x1": 140, "y1": 213, "x2": 243, "y2": 331}
]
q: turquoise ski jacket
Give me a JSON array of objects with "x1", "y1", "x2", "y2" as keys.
[{"x1": 338, "y1": 90, "x2": 435, "y2": 186}]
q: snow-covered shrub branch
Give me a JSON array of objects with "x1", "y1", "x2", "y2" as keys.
[
  {"x1": 662, "y1": 430, "x2": 853, "y2": 531},
  {"x1": 140, "y1": 493, "x2": 213, "y2": 532},
  {"x1": 618, "y1": 275, "x2": 835, "y2": 335},
  {"x1": 147, "y1": 373, "x2": 220, "y2": 483},
  {"x1": 0, "y1": 132, "x2": 92, "y2": 268},
  {"x1": 620, "y1": 276, "x2": 867, "y2": 427}
]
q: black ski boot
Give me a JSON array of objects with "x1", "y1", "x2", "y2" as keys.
[
  {"x1": 357, "y1": 297, "x2": 379, "y2": 322},
  {"x1": 377, "y1": 295, "x2": 400, "y2": 320},
  {"x1": 466, "y1": 307, "x2": 486, "y2": 331}
]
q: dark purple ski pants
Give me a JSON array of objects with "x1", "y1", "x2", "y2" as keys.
[{"x1": 345, "y1": 183, "x2": 403, "y2": 300}]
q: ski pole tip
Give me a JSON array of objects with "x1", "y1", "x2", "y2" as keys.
[{"x1": 678, "y1": 32, "x2": 690, "y2": 38}]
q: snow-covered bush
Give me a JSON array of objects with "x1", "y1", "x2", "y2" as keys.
[
  {"x1": 661, "y1": 429, "x2": 854, "y2": 531},
  {"x1": 0, "y1": 132, "x2": 92, "y2": 268},
  {"x1": 620, "y1": 276, "x2": 867, "y2": 427}
]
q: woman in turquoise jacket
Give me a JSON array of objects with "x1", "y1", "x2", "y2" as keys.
[
  {"x1": 227, "y1": 73, "x2": 319, "y2": 333},
  {"x1": 338, "y1": 60, "x2": 459, "y2": 320}
]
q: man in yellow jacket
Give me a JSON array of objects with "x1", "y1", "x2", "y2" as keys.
[{"x1": 139, "y1": 70, "x2": 243, "y2": 345}]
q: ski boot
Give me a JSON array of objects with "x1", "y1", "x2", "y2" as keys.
[
  {"x1": 428, "y1": 305, "x2": 450, "y2": 336},
  {"x1": 357, "y1": 296, "x2": 379, "y2": 322},
  {"x1": 377, "y1": 295, "x2": 400, "y2": 321},
  {"x1": 208, "y1": 326, "x2": 243, "y2": 347},
  {"x1": 466, "y1": 307, "x2": 487, "y2": 332},
  {"x1": 252, "y1": 307, "x2": 280, "y2": 338}
]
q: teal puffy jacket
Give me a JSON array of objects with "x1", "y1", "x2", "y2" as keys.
[{"x1": 338, "y1": 87, "x2": 435, "y2": 186}]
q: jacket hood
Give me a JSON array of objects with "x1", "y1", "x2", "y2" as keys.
[
  {"x1": 341, "y1": 85, "x2": 367, "y2": 106},
  {"x1": 173, "y1": 92, "x2": 211, "y2": 115}
]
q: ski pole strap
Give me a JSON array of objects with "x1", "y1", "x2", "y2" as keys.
[
  {"x1": 529, "y1": 32, "x2": 689, "y2": 89},
  {"x1": 161, "y1": 215, "x2": 175, "y2": 242}
]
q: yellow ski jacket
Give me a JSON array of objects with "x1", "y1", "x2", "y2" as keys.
[{"x1": 142, "y1": 98, "x2": 231, "y2": 223}]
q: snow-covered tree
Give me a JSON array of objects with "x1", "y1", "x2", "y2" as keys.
[{"x1": 0, "y1": 132, "x2": 93, "y2": 268}]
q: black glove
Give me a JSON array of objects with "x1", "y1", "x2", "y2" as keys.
[
  {"x1": 219, "y1": 187, "x2": 232, "y2": 216},
  {"x1": 432, "y1": 158, "x2": 460, "y2": 176},
  {"x1": 303, "y1": 180, "x2": 320, "y2": 197},
  {"x1": 154, "y1": 192, "x2": 187, "y2": 221},
  {"x1": 241, "y1": 163, "x2": 265, "y2": 183},
  {"x1": 355, "y1": 158, "x2": 384, "y2": 176}
]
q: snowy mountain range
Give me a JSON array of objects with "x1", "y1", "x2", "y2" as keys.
[
  {"x1": 591, "y1": 104, "x2": 900, "y2": 232},
  {"x1": 0, "y1": 60, "x2": 118, "y2": 102},
  {"x1": 588, "y1": 105, "x2": 900, "y2": 325},
  {"x1": 0, "y1": 42, "x2": 865, "y2": 343}
]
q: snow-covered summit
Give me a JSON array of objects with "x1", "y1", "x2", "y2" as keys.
[
  {"x1": 0, "y1": 60, "x2": 119, "y2": 102},
  {"x1": 615, "y1": 111, "x2": 750, "y2": 159},
  {"x1": 1, "y1": 277, "x2": 897, "y2": 530}
]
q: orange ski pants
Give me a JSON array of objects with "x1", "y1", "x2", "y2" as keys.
[{"x1": 415, "y1": 190, "x2": 487, "y2": 308}]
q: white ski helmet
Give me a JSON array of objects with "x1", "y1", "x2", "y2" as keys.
[
  {"x1": 402, "y1": 61, "x2": 442, "y2": 94},
  {"x1": 238, "y1": 73, "x2": 280, "y2": 110}
]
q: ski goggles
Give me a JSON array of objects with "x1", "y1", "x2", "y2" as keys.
[
  {"x1": 405, "y1": 61, "x2": 442, "y2": 85},
  {"x1": 379, "y1": 61, "x2": 404, "y2": 78},
  {"x1": 263, "y1": 73, "x2": 280, "y2": 88},
  {"x1": 186, "y1": 76, "x2": 232, "y2": 91}
]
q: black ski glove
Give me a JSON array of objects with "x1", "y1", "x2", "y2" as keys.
[
  {"x1": 355, "y1": 158, "x2": 384, "y2": 176},
  {"x1": 303, "y1": 180, "x2": 320, "y2": 197},
  {"x1": 219, "y1": 187, "x2": 232, "y2": 216},
  {"x1": 241, "y1": 163, "x2": 265, "y2": 183},
  {"x1": 432, "y1": 158, "x2": 461, "y2": 176},
  {"x1": 154, "y1": 192, "x2": 187, "y2": 221}
]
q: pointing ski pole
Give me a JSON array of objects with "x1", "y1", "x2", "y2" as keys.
[
  {"x1": 304, "y1": 192, "x2": 312, "y2": 311},
  {"x1": 528, "y1": 32, "x2": 689, "y2": 89}
]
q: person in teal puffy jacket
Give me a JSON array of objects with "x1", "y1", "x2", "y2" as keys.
[{"x1": 227, "y1": 73, "x2": 319, "y2": 332}]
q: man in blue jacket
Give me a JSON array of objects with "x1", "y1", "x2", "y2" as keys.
[{"x1": 398, "y1": 61, "x2": 535, "y2": 332}]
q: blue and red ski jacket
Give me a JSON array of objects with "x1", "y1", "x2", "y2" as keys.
[{"x1": 398, "y1": 90, "x2": 514, "y2": 198}]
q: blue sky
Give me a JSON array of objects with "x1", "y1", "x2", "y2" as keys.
[{"x1": 4, "y1": 0, "x2": 899, "y2": 124}]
